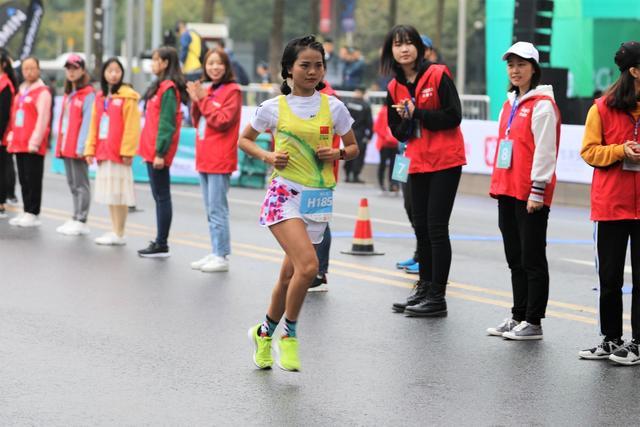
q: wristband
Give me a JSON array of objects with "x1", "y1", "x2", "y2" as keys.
[{"x1": 339, "y1": 148, "x2": 345, "y2": 160}]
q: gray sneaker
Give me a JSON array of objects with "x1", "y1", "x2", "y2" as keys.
[
  {"x1": 579, "y1": 338, "x2": 625, "y2": 360},
  {"x1": 502, "y1": 321, "x2": 543, "y2": 340},
  {"x1": 487, "y1": 318, "x2": 520, "y2": 336}
]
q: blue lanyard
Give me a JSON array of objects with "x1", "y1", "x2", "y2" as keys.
[
  {"x1": 505, "y1": 96, "x2": 520, "y2": 137},
  {"x1": 103, "y1": 96, "x2": 110, "y2": 113}
]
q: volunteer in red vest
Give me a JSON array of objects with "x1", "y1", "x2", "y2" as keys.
[
  {"x1": 55, "y1": 54, "x2": 95, "y2": 236},
  {"x1": 382, "y1": 25, "x2": 466, "y2": 317},
  {"x1": 579, "y1": 41, "x2": 640, "y2": 365},
  {"x1": 84, "y1": 57, "x2": 141, "y2": 246},
  {"x1": 187, "y1": 48, "x2": 241, "y2": 273},
  {"x1": 138, "y1": 47, "x2": 187, "y2": 258},
  {"x1": 486, "y1": 42, "x2": 560, "y2": 341},
  {"x1": 7, "y1": 56, "x2": 51, "y2": 228},
  {"x1": 0, "y1": 48, "x2": 17, "y2": 219}
]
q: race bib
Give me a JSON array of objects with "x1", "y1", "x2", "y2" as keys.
[
  {"x1": 392, "y1": 155, "x2": 411, "y2": 183},
  {"x1": 300, "y1": 189, "x2": 333, "y2": 222},
  {"x1": 496, "y1": 139, "x2": 513, "y2": 169},
  {"x1": 198, "y1": 117, "x2": 207, "y2": 139},
  {"x1": 15, "y1": 109, "x2": 24, "y2": 127},
  {"x1": 99, "y1": 114, "x2": 109, "y2": 139}
]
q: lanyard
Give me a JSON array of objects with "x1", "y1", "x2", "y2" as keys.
[
  {"x1": 505, "y1": 96, "x2": 519, "y2": 137},
  {"x1": 630, "y1": 114, "x2": 640, "y2": 142},
  {"x1": 18, "y1": 87, "x2": 31, "y2": 106},
  {"x1": 207, "y1": 83, "x2": 225, "y2": 101},
  {"x1": 103, "y1": 96, "x2": 111, "y2": 113}
]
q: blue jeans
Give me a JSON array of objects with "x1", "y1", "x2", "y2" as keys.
[
  {"x1": 200, "y1": 173, "x2": 231, "y2": 257},
  {"x1": 314, "y1": 224, "x2": 331, "y2": 274},
  {"x1": 146, "y1": 163, "x2": 172, "y2": 246}
]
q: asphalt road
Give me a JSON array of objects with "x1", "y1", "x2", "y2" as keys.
[{"x1": 1, "y1": 164, "x2": 639, "y2": 426}]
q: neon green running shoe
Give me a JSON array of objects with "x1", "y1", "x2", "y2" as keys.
[
  {"x1": 248, "y1": 324, "x2": 273, "y2": 369},
  {"x1": 277, "y1": 336, "x2": 301, "y2": 371}
]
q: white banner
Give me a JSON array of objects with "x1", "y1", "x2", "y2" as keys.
[
  {"x1": 460, "y1": 120, "x2": 593, "y2": 184},
  {"x1": 366, "y1": 119, "x2": 593, "y2": 185}
]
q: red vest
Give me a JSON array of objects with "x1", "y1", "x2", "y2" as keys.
[
  {"x1": 387, "y1": 65, "x2": 466, "y2": 173},
  {"x1": 93, "y1": 91, "x2": 127, "y2": 163},
  {"x1": 194, "y1": 82, "x2": 241, "y2": 174},
  {"x1": 0, "y1": 74, "x2": 15, "y2": 146},
  {"x1": 489, "y1": 95, "x2": 561, "y2": 207},
  {"x1": 590, "y1": 97, "x2": 640, "y2": 221},
  {"x1": 56, "y1": 85, "x2": 94, "y2": 159},
  {"x1": 8, "y1": 85, "x2": 50, "y2": 155},
  {"x1": 139, "y1": 80, "x2": 182, "y2": 167}
]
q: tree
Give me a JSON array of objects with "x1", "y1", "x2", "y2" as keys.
[
  {"x1": 269, "y1": 0, "x2": 285, "y2": 83},
  {"x1": 203, "y1": 0, "x2": 216, "y2": 23},
  {"x1": 309, "y1": 0, "x2": 319, "y2": 35},
  {"x1": 388, "y1": 0, "x2": 397, "y2": 29}
]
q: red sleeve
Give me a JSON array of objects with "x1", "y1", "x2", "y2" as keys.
[
  {"x1": 190, "y1": 102, "x2": 201, "y2": 126},
  {"x1": 198, "y1": 88, "x2": 242, "y2": 132}
]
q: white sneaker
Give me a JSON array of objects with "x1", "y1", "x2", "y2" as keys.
[
  {"x1": 191, "y1": 253, "x2": 215, "y2": 270},
  {"x1": 200, "y1": 256, "x2": 229, "y2": 272},
  {"x1": 18, "y1": 213, "x2": 41, "y2": 227},
  {"x1": 56, "y1": 220, "x2": 75, "y2": 234},
  {"x1": 94, "y1": 232, "x2": 126, "y2": 246},
  {"x1": 487, "y1": 318, "x2": 520, "y2": 337},
  {"x1": 62, "y1": 220, "x2": 90, "y2": 236},
  {"x1": 9, "y1": 213, "x2": 25, "y2": 226}
]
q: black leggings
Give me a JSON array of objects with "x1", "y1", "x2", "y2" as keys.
[
  {"x1": 146, "y1": 163, "x2": 172, "y2": 246},
  {"x1": 596, "y1": 220, "x2": 640, "y2": 340},
  {"x1": 377, "y1": 147, "x2": 396, "y2": 190},
  {"x1": 409, "y1": 166, "x2": 462, "y2": 285},
  {"x1": 16, "y1": 153, "x2": 44, "y2": 215},
  {"x1": 498, "y1": 196, "x2": 550, "y2": 324}
]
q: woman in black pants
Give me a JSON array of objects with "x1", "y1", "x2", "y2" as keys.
[{"x1": 383, "y1": 25, "x2": 466, "y2": 317}]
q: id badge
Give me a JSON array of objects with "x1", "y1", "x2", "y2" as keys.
[
  {"x1": 392, "y1": 155, "x2": 411, "y2": 183},
  {"x1": 300, "y1": 189, "x2": 333, "y2": 222},
  {"x1": 15, "y1": 109, "x2": 24, "y2": 127},
  {"x1": 496, "y1": 139, "x2": 513, "y2": 169},
  {"x1": 623, "y1": 159, "x2": 640, "y2": 172},
  {"x1": 198, "y1": 117, "x2": 206, "y2": 139},
  {"x1": 99, "y1": 114, "x2": 109, "y2": 139}
]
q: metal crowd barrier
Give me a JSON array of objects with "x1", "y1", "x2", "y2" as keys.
[{"x1": 240, "y1": 84, "x2": 491, "y2": 120}]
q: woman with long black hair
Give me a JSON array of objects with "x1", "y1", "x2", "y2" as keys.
[
  {"x1": 137, "y1": 46, "x2": 188, "y2": 258},
  {"x1": 579, "y1": 41, "x2": 640, "y2": 365},
  {"x1": 382, "y1": 25, "x2": 466, "y2": 317}
]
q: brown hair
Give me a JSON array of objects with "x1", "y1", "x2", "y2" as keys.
[
  {"x1": 64, "y1": 70, "x2": 91, "y2": 94},
  {"x1": 201, "y1": 48, "x2": 235, "y2": 84}
]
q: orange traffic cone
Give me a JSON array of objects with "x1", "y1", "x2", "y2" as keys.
[{"x1": 341, "y1": 198, "x2": 385, "y2": 256}]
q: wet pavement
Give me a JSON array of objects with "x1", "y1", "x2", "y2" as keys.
[{"x1": 2, "y1": 166, "x2": 640, "y2": 425}]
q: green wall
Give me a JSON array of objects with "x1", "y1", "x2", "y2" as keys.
[{"x1": 486, "y1": 0, "x2": 640, "y2": 120}]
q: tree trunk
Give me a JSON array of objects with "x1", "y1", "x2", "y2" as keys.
[
  {"x1": 434, "y1": 0, "x2": 445, "y2": 49},
  {"x1": 269, "y1": 0, "x2": 285, "y2": 83},
  {"x1": 309, "y1": 0, "x2": 320, "y2": 35},
  {"x1": 203, "y1": 0, "x2": 215, "y2": 23},
  {"x1": 92, "y1": 0, "x2": 104, "y2": 80},
  {"x1": 388, "y1": 0, "x2": 397, "y2": 29}
]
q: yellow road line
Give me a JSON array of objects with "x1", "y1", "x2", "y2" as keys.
[{"x1": 5, "y1": 203, "x2": 629, "y2": 329}]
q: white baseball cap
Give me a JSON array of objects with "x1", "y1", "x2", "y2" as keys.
[{"x1": 502, "y1": 41, "x2": 539, "y2": 63}]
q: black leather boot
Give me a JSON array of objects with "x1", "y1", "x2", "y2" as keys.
[
  {"x1": 404, "y1": 283, "x2": 447, "y2": 317},
  {"x1": 392, "y1": 280, "x2": 431, "y2": 313}
]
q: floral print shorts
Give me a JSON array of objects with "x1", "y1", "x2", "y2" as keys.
[{"x1": 259, "y1": 177, "x2": 328, "y2": 244}]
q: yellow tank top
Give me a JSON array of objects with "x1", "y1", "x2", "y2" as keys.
[
  {"x1": 184, "y1": 31, "x2": 202, "y2": 73},
  {"x1": 273, "y1": 93, "x2": 336, "y2": 188}
]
